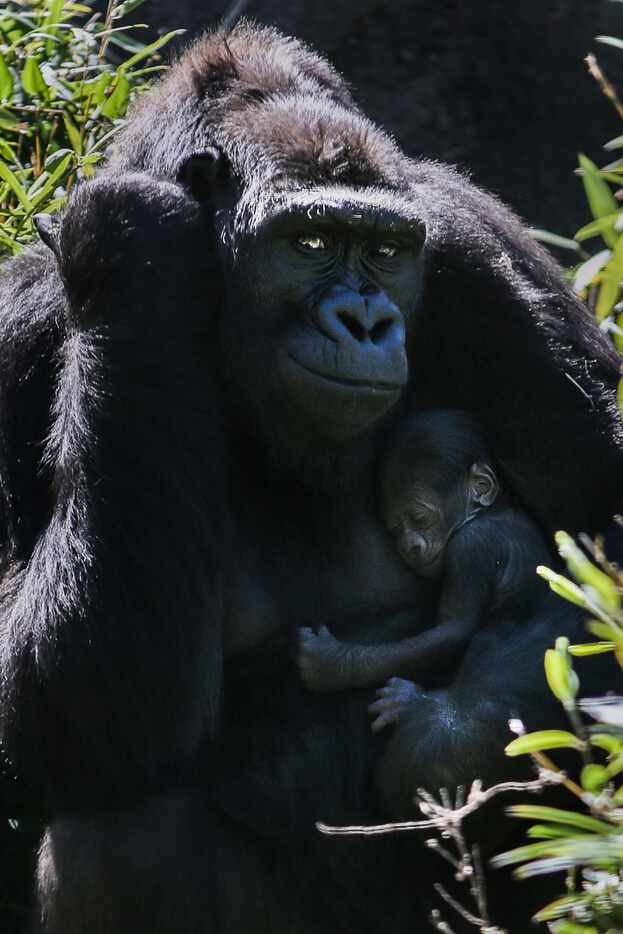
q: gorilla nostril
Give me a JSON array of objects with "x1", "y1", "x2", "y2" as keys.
[
  {"x1": 338, "y1": 311, "x2": 368, "y2": 342},
  {"x1": 370, "y1": 318, "x2": 393, "y2": 344}
]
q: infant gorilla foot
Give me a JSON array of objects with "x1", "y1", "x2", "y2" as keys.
[
  {"x1": 298, "y1": 625, "x2": 355, "y2": 692},
  {"x1": 368, "y1": 677, "x2": 424, "y2": 733}
]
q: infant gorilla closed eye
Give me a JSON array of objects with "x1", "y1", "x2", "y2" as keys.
[{"x1": 298, "y1": 409, "x2": 555, "y2": 729}]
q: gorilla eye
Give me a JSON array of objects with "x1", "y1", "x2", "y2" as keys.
[
  {"x1": 374, "y1": 242, "x2": 399, "y2": 259},
  {"x1": 295, "y1": 235, "x2": 328, "y2": 252}
]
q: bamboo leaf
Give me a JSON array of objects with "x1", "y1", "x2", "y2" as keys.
[
  {"x1": 529, "y1": 228, "x2": 581, "y2": 252},
  {"x1": 505, "y1": 730, "x2": 583, "y2": 756},
  {"x1": 573, "y1": 249, "x2": 612, "y2": 293},
  {"x1": 30, "y1": 153, "x2": 72, "y2": 207},
  {"x1": 506, "y1": 805, "x2": 617, "y2": 834},
  {"x1": 580, "y1": 763, "x2": 609, "y2": 792},
  {"x1": 578, "y1": 154, "x2": 619, "y2": 246},
  {"x1": 569, "y1": 641, "x2": 615, "y2": 656},
  {"x1": 574, "y1": 211, "x2": 621, "y2": 242},
  {"x1": 0, "y1": 52, "x2": 13, "y2": 101},
  {"x1": 63, "y1": 113, "x2": 82, "y2": 155},
  {"x1": 0, "y1": 159, "x2": 32, "y2": 210},
  {"x1": 596, "y1": 35, "x2": 623, "y2": 50},
  {"x1": 21, "y1": 58, "x2": 48, "y2": 100},
  {"x1": 101, "y1": 73, "x2": 130, "y2": 119},
  {"x1": 117, "y1": 30, "x2": 185, "y2": 73},
  {"x1": 534, "y1": 894, "x2": 593, "y2": 923}
]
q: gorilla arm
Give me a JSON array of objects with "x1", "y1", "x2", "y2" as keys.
[{"x1": 0, "y1": 175, "x2": 227, "y2": 810}]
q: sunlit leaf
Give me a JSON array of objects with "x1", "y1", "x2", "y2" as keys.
[
  {"x1": 573, "y1": 249, "x2": 612, "y2": 293},
  {"x1": 580, "y1": 763, "x2": 609, "y2": 792},
  {"x1": 574, "y1": 211, "x2": 621, "y2": 242},
  {"x1": 578, "y1": 154, "x2": 619, "y2": 246},
  {"x1": 0, "y1": 52, "x2": 13, "y2": 101},
  {"x1": 21, "y1": 58, "x2": 48, "y2": 100},
  {"x1": 506, "y1": 805, "x2": 617, "y2": 834},
  {"x1": 30, "y1": 153, "x2": 73, "y2": 207},
  {"x1": 101, "y1": 73, "x2": 130, "y2": 119},
  {"x1": 596, "y1": 35, "x2": 623, "y2": 50},
  {"x1": 63, "y1": 113, "x2": 82, "y2": 155},
  {"x1": 118, "y1": 29, "x2": 185, "y2": 73},
  {"x1": 505, "y1": 730, "x2": 583, "y2": 756},
  {"x1": 534, "y1": 894, "x2": 593, "y2": 923},
  {"x1": 529, "y1": 228, "x2": 582, "y2": 252},
  {"x1": 569, "y1": 641, "x2": 616, "y2": 656},
  {"x1": 0, "y1": 160, "x2": 32, "y2": 210}
]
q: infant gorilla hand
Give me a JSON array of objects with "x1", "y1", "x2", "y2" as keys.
[
  {"x1": 298, "y1": 625, "x2": 355, "y2": 692},
  {"x1": 368, "y1": 677, "x2": 424, "y2": 733}
]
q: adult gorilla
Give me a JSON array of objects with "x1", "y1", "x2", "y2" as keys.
[{"x1": 0, "y1": 20, "x2": 621, "y2": 934}]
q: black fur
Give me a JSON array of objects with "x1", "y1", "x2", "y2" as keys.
[{"x1": 0, "y1": 20, "x2": 621, "y2": 934}]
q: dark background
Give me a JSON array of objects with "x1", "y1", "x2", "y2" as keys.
[{"x1": 127, "y1": 0, "x2": 623, "y2": 236}]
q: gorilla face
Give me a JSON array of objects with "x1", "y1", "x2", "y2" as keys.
[{"x1": 218, "y1": 189, "x2": 426, "y2": 444}]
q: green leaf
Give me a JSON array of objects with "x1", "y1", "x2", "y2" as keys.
[
  {"x1": 21, "y1": 58, "x2": 48, "y2": 100},
  {"x1": 590, "y1": 732, "x2": 623, "y2": 754},
  {"x1": 580, "y1": 763, "x2": 609, "y2": 792},
  {"x1": 0, "y1": 52, "x2": 13, "y2": 101},
  {"x1": 536, "y1": 566, "x2": 589, "y2": 608},
  {"x1": 112, "y1": 0, "x2": 148, "y2": 18},
  {"x1": 534, "y1": 894, "x2": 593, "y2": 923},
  {"x1": 506, "y1": 805, "x2": 617, "y2": 834},
  {"x1": 63, "y1": 113, "x2": 82, "y2": 156},
  {"x1": 569, "y1": 641, "x2": 615, "y2": 656},
  {"x1": 43, "y1": 0, "x2": 65, "y2": 28},
  {"x1": 555, "y1": 531, "x2": 621, "y2": 610},
  {"x1": 544, "y1": 646, "x2": 579, "y2": 707},
  {"x1": 118, "y1": 29, "x2": 185, "y2": 73},
  {"x1": 93, "y1": 72, "x2": 113, "y2": 105},
  {"x1": 550, "y1": 922, "x2": 598, "y2": 934},
  {"x1": 30, "y1": 153, "x2": 72, "y2": 208},
  {"x1": 101, "y1": 73, "x2": 130, "y2": 119},
  {"x1": 574, "y1": 211, "x2": 622, "y2": 242},
  {"x1": 596, "y1": 235, "x2": 623, "y2": 321},
  {"x1": 573, "y1": 249, "x2": 612, "y2": 293},
  {"x1": 604, "y1": 133, "x2": 623, "y2": 151},
  {"x1": 0, "y1": 138, "x2": 15, "y2": 161},
  {"x1": 529, "y1": 228, "x2": 581, "y2": 252},
  {"x1": 526, "y1": 824, "x2": 590, "y2": 840},
  {"x1": 0, "y1": 159, "x2": 32, "y2": 210},
  {"x1": 505, "y1": 730, "x2": 583, "y2": 756},
  {"x1": 578, "y1": 153, "x2": 619, "y2": 246}
]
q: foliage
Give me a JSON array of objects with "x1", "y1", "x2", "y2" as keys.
[
  {"x1": 0, "y1": 0, "x2": 182, "y2": 255},
  {"x1": 491, "y1": 531, "x2": 623, "y2": 933},
  {"x1": 532, "y1": 37, "x2": 623, "y2": 366}
]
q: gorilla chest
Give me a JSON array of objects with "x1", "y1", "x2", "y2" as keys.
[{"x1": 224, "y1": 499, "x2": 427, "y2": 656}]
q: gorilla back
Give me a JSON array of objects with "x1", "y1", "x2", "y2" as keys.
[{"x1": 0, "y1": 20, "x2": 622, "y2": 934}]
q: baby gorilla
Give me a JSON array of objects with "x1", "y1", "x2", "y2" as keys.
[{"x1": 298, "y1": 409, "x2": 554, "y2": 730}]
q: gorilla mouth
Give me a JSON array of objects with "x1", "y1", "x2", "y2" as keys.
[{"x1": 288, "y1": 356, "x2": 403, "y2": 392}]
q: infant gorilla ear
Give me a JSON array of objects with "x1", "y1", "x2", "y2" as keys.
[
  {"x1": 40, "y1": 174, "x2": 207, "y2": 328},
  {"x1": 469, "y1": 462, "x2": 499, "y2": 509}
]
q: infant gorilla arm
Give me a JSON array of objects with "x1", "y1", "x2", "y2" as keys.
[{"x1": 298, "y1": 410, "x2": 554, "y2": 697}]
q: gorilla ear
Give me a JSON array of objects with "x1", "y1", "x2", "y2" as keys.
[
  {"x1": 34, "y1": 213, "x2": 60, "y2": 258},
  {"x1": 179, "y1": 147, "x2": 228, "y2": 202},
  {"x1": 469, "y1": 462, "x2": 499, "y2": 509}
]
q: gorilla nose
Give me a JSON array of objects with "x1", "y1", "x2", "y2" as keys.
[{"x1": 317, "y1": 287, "x2": 405, "y2": 348}]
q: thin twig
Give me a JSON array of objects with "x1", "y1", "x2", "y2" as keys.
[
  {"x1": 316, "y1": 773, "x2": 563, "y2": 837},
  {"x1": 586, "y1": 54, "x2": 623, "y2": 120}
]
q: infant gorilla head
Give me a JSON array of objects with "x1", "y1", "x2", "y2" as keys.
[{"x1": 381, "y1": 410, "x2": 500, "y2": 577}]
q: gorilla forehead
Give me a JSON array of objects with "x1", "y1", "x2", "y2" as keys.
[{"x1": 230, "y1": 185, "x2": 427, "y2": 243}]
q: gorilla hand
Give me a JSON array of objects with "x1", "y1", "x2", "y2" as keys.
[
  {"x1": 298, "y1": 626, "x2": 358, "y2": 692},
  {"x1": 368, "y1": 678, "x2": 426, "y2": 733}
]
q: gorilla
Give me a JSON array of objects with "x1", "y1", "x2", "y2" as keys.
[{"x1": 0, "y1": 19, "x2": 621, "y2": 934}]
